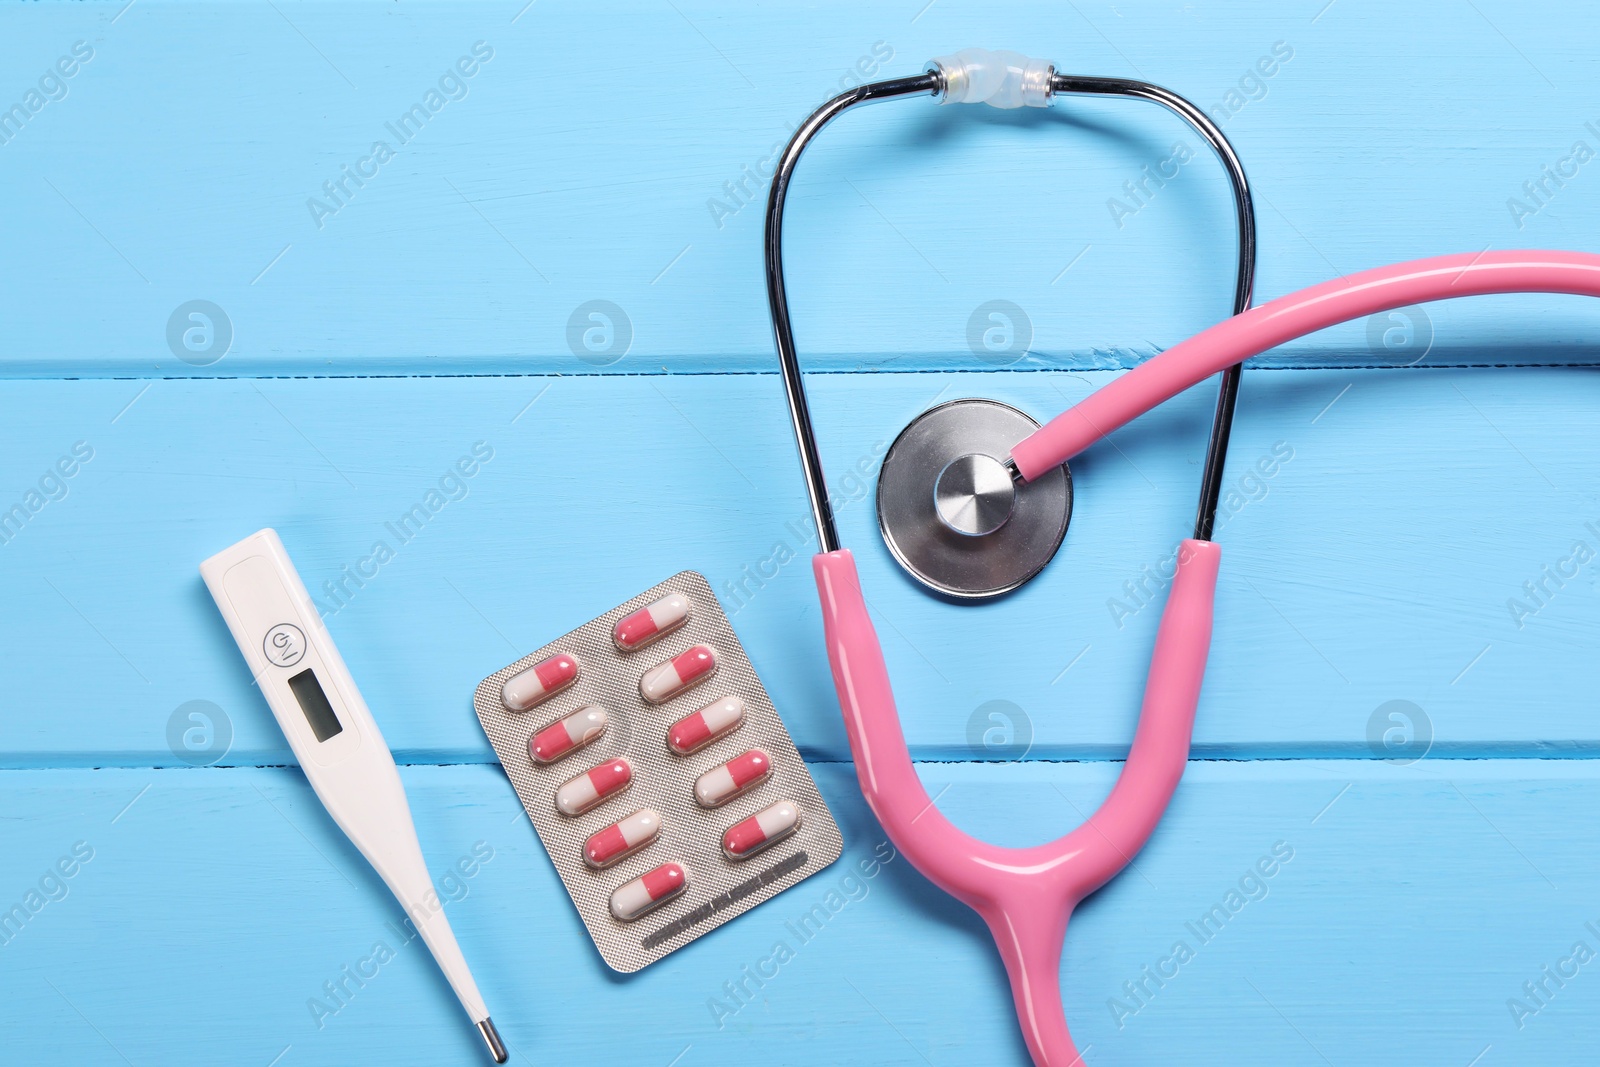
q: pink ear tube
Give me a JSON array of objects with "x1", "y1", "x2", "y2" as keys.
[
  {"x1": 1010, "y1": 250, "x2": 1600, "y2": 479},
  {"x1": 814, "y1": 542, "x2": 1220, "y2": 1066}
]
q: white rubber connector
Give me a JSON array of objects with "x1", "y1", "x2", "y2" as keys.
[{"x1": 927, "y1": 49, "x2": 1055, "y2": 108}]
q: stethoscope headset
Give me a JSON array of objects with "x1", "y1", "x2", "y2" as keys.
[{"x1": 762, "y1": 47, "x2": 1600, "y2": 1067}]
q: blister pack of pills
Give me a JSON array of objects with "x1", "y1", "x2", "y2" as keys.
[{"x1": 473, "y1": 571, "x2": 844, "y2": 972}]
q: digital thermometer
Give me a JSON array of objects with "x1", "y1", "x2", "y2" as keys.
[{"x1": 201, "y1": 529, "x2": 508, "y2": 1063}]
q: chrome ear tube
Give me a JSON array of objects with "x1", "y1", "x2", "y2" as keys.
[{"x1": 764, "y1": 49, "x2": 1257, "y2": 597}]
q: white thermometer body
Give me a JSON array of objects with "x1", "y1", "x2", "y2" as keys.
[{"x1": 201, "y1": 529, "x2": 507, "y2": 1063}]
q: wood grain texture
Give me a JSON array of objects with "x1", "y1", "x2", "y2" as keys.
[{"x1": 3, "y1": 1, "x2": 1598, "y2": 1065}]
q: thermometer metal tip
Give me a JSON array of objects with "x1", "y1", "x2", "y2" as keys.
[{"x1": 478, "y1": 1018, "x2": 509, "y2": 1063}]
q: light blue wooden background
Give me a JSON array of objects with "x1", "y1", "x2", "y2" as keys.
[{"x1": 3, "y1": 1, "x2": 1598, "y2": 1064}]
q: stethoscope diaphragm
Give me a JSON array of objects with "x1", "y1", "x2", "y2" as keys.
[{"x1": 876, "y1": 398, "x2": 1071, "y2": 598}]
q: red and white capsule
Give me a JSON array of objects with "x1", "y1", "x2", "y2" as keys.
[
  {"x1": 667, "y1": 696, "x2": 746, "y2": 756},
  {"x1": 613, "y1": 594, "x2": 691, "y2": 652},
  {"x1": 528, "y1": 705, "x2": 608, "y2": 764},
  {"x1": 694, "y1": 748, "x2": 772, "y2": 808},
  {"x1": 639, "y1": 645, "x2": 718, "y2": 704},
  {"x1": 502, "y1": 653, "x2": 579, "y2": 712},
  {"x1": 555, "y1": 758, "x2": 632, "y2": 816},
  {"x1": 584, "y1": 809, "x2": 662, "y2": 869},
  {"x1": 610, "y1": 862, "x2": 687, "y2": 922},
  {"x1": 722, "y1": 801, "x2": 801, "y2": 860}
]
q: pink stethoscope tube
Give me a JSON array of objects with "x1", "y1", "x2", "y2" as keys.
[
  {"x1": 815, "y1": 542, "x2": 1218, "y2": 1066},
  {"x1": 815, "y1": 250, "x2": 1600, "y2": 1066},
  {"x1": 1012, "y1": 250, "x2": 1600, "y2": 479}
]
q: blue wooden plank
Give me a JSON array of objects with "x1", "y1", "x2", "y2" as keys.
[
  {"x1": 1, "y1": 759, "x2": 1596, "y2": 1066},
  {"x1": 2, "y1": 1, "x2": 1600, "y2": 375},
  {"x1": 2, "y1": 367, "x2": 1597, "y2": 766}
]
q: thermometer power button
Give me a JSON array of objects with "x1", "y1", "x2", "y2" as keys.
[{"x1": 263, "y1": 623, "x2": 307, "y2": 667}]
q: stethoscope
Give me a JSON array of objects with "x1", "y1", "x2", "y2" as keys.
[{"x1": 763, "y1": 49, "x2": 1600, "y2": 1067}]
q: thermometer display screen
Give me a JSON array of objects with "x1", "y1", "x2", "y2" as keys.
[{"x1": 288, "y1": 668, "x2": 344, "y2": 742}]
